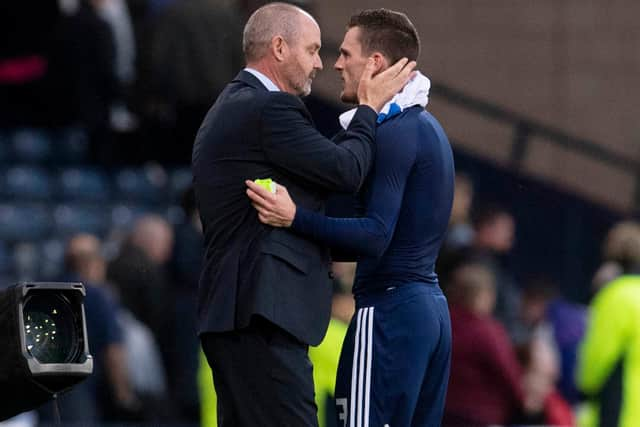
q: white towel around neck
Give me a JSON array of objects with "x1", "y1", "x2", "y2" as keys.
[{"x1": 339, "y1": 71, "x2": 431, "y2": 130}]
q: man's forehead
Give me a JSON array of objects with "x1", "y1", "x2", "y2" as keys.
[{"x1": 292, "y1": 17, "x2": 318, "y2": 43}]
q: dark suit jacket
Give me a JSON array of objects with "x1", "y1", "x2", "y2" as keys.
[{"x1": 192, "y1": 70, "x2": 378, "y2": 345}]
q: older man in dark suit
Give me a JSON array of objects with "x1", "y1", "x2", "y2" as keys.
[{"x1": 192, "y1": 2, "x2": 414, "y2": 426}]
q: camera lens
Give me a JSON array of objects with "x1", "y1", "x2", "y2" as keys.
[{"x1": 23, "y1": 293, "x2": 82, "y2": 364}]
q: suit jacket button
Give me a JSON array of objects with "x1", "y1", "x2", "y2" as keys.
[{"x1": 328, "y1": 271, "x2": 335, "y2": 280}]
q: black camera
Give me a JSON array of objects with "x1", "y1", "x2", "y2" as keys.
[{"x1": 0, "y1": 282, "x2": 93, "y2": 421}]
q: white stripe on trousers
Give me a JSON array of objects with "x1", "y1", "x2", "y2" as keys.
[{"x1": 349, "y1": 307, "x2": 374, "y2": 427}]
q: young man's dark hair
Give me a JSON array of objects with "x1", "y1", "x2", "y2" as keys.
[{"x1": 347, "y1": 9, "x2": 420, "y2": 63}]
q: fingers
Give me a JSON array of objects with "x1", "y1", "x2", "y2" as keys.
[
  {"x1": 396, "y1": 61, "x2": 417, "y2": 88},
  {"x1": 252, "y1": 203, "x2": 273, "y2": 223},
  {"x1": 398, "y1": 61, "x2": 417, "y2": 80},
  {"x1": 390, "y1": 57, "x2": 410, "y2": 74},
  {"x1": 379, "y1": 57, "x2": 409, "y2": 78},
  {"x1": 247, "y1": 187, "x2": 280, "y2": 224},
  {"x1": 253, "y1": 204, "x2": 282, "y2": 227},
  {"x1": 360, "y1": 58, "x2": 376, "y2": 82},
  {"x1": 246, "y1": 187, "x2": 268, "y2": 206},
  {"x1": 246, "y1": 180, "x2": 274, "y2": 203},
  {"x1": 246, "y1": 179, "x2": 292, "y2": 228}
]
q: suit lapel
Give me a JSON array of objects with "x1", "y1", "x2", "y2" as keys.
[{"x1": 233, "y1": 70, "x2": 269, "y2": 91}]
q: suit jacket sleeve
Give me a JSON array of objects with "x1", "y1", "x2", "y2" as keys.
[{"x1": 260, "y1": 92, "x2": 378, "y2": 193}]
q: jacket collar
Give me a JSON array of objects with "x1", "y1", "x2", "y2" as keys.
[{"x1": 234, "y1": 70, "x2": 269, "y2": 91}]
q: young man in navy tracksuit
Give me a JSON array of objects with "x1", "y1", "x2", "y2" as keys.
[{"x1": 247, "y1": 9, "x2": 454, "y2": 427}]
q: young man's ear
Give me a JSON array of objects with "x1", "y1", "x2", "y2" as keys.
[{"x1": 369, "y1": 52, "x2": 390, "y2": 76}]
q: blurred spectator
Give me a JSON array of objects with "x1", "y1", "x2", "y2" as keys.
[
  {"x1": 444, "y1": 172, "x2": 475, "y2": 250},
  {"x1": 106, "y1": 214, "x2": 175, "y2": 416},
  {"x1": 39, "y1": 233, "x2": 135, "y2": 422},
  {"x1": 443, "y1": 261, "x2": 524, "y2": 427},
  {"x1": 437, "y1": 172, "x2": 475, "y2": 289},
  {"x1": 516, "y1": 332, "x2": 575, "y2": 426},
  {"x1": 117, "y1": 304, "x2": 170, "y2": 421},
  {"x1": 143, "y1": 0, "x2": 243, "y2": 163},
  {"x1": 439, "y1": 202, "x2": 524, "y2": 341},
  {"x1": 591, "y1": 260, "x2": 623, "y2": 295},
  {"x1": 95, "y1": 0, "x2": 135, "y2": 89},
  {"x1": 327, "y1": 262, "x2": 357, "y2": 324},
  {"x1": 577, "y1": 221, "x2": 640, "y2": 427},
  {"x1": 47, "y1": 0, "x2": 119, "y2": 162},
  {"x1": 168, "y1": 187, "x2": 204, "y2": 422},
  {"x1": 93, "y1": 0, "x2": 139, "y2": 133},
  {"x1": 107, "y1": 214, "x2": 173, "y2": 339},
  {"x1": 467, "y1": 203, "x2": 523, "y2": 340},
  {"x1": 520, "y1": 279, "x2": 587, "y2": 405}
]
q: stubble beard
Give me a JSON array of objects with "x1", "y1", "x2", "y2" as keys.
[
  {"x1": 301, "y1": 71, "x2": 316, "y2": 97},
  {"x1": 290, "y1": 70, "x2": 315, "y2": 97}
]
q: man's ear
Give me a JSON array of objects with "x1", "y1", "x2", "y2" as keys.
[
  {"x1": 272, "y1": 36, "x2": 288, "y2": 62},
  {"x1": 370, "y1": 52, "x2": 389, "y2": 76}
]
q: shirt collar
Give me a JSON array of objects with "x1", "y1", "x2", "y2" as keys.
[{"x1": 244, "y1": 67, "x2": 280, "y2": 92}]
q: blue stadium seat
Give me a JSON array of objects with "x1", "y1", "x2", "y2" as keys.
[
  {"x1": 11, "y1": 128, "x2": 53, "y2": 163},
  {"x1": 53, "y1": 204, "x2": 111, "y2": 237},
  {"x1": 53, "y1": 127, "x2": 90, "y2": 164},
  {"x1": 0, "y1": 204, "x2": 52, "y2": 242},
  {"x1": 114, "y1": 165, "x2": 168, "y2": 204},
  {"x1": 110, "y1": 203, "x2": 158, "y2": 229},
  {"x1": 2, "y1": 166, "x2": 53, "y2": 201},
  {"x1": 0, "y1": 241, "x2": 13, "y2": 276},
  {"x1": 39, "y1": 238, "x2": 66, "y2": 280},
  {"x1": 13, "y1": 241, "x2": 40, "y2": 281},
  {"x1": 58, "y1": 167, "x2": 111, "y2": 202}
]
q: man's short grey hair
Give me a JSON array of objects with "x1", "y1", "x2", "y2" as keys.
[{"x1": 242, "y1": 2, "x2": 310, "y2": 63}]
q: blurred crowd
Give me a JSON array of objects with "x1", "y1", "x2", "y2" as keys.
[
  {"x1": 2, "y1": 1, "x2": 640, "y2": 427},
  {"x1": 9, "y1": 171, "x2": 636, "y2": 427},
  {"x1": 32, "y1": 188, "x2": 205, "y2": 424},
  {"x1": 315, "y1": 175, "x2": 640, "y2": 427},
  {"x1": 1, "y1": 0, "x2": 246, "y2": 165}
]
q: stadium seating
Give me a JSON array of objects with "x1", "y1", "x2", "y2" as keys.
[
  {"x1": 114, "y1": 165, "x2": 168, "y2": 205},
  {"x1": 53, "y1": 203, "x2": 111, "y2": 238},
  {"x1": 2, "y1": 166, "x2": 53, "y2": 201},
  {"x1": 0, "y1": 204, "x2": 52, "y2": 242},
  {"x1": 58, "y1": 167, "x2": 111, "y2": 202},
  {"x1": 11, "y1": 128, "x2": 53, "y2": 164}
]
